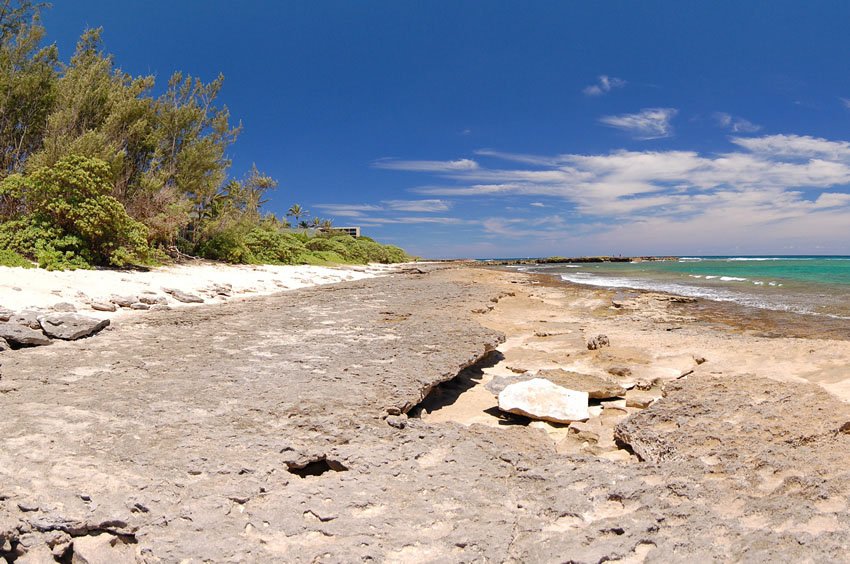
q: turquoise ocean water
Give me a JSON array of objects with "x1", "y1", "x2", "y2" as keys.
[{"x1": 516, "y1": 256, "x2": 850, "y2": 320}]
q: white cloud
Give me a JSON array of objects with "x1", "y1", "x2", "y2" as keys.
[
  {"x1": 394, "y1": 133, "x2": 850, "y2": 254},
  {"x1": 731, "y1": 134, "x2": 850, "y2": 160},
  {"x1": 361, "y1": 216, "x2": 471, "y2": 225},
  {"x1": 583, "y1": 75, "x2": 626, "y2": 96},
  {"x1": 599, "y1": 108, "x2": 678, "y2": 139},
  {"x1": 373, "y1": 158, "x2": 479, "y2": 172},
  {"x1": 530, "y1": 202, "x2": 546, "y2": 207},
  {"x1": 841, "y1": 97, "x2": 850, "y2": 109},
  {"x1": 312, "y1": 204, "x2": 382, "y2": 218},
  {"x1": 814, "y1": 192, "x2": 850, "y2": 208},
  {"x1": 383, "y1": 199, "x2": 452, "y2": 212},
  {"x1": 713, "y1": 112, "x2": 761, "y2": 133}
]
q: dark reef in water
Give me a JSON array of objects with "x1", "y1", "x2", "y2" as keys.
[{"x1": 469, "y1": 256, "x2": 678, "y2": 266}]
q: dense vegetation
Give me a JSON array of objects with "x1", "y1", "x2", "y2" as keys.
[{"x1": 0, "y1": 2, "x2": 408, "y2": 269}]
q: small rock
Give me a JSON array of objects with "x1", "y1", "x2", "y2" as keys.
[
  {"x1": 498, "y1": 378, "x2": 589, "y2": 424},
  {"x1": 694, "y1": 356, "x2": 707, "y2": 365},
  {"x1": 0, "y1": 336, "x2": 9, "y2": 351},
  {"x1": 163, "y1": 288, "x2": 204, "y2": 304},
  {"x1": 11, "y1": 311, "x2": 41, "y2": 329},
  {"x1": 37, "y1": 314, "x2": 110, "y2": 340},
  {"x1": 0, "y1": 307, "x2": 12, "y2": 321},
  {"x1": 386, "y1": 415, "x2": 407, "y2": 429},
  {"x1": 625, "y1": 388, "x2": 662, "y2": 409},
  {"x1": 129, "y1": 303, "x2": 150, "y2": 310},
  {"x1": 109, "y1": 295, "x2": 137, "y2": 308},
  {"x1": 90, "y1": 302, "x2": 117, "y2": 312},
  {"x1": 52, "y1": 302, "x2": 77, "y2": 312},
  {"x1": 15, "y1": 544, "x2": 55, "y2": 564},
  {"x1": 149, "y1": 304, "x2": 171, "y2": 312},
  {"x1": 568, "y1": 420, "x2": 602, "y2": 442},
  {"x1": 138, "y1": 295, "x2": 167, "y2": 305},
  {"x1": 587, "y1": 334, "x2": 610, "y2": 350},
  {"x1": 0, "y1": 322, "x2": 51, "y2": 346},
  {"x1": 71, "y1": 533, "x2": 135, "y2": 564},
  {"x1": 17, "y1": 502, "x2": 39, "y2": 512},
  {"x1": 607, "y1": 366, "x2": 632, "y2": 377}
]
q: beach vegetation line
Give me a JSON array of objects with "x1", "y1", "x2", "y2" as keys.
[{"x1": 0, "y1": 2, "x2": 409, "y2": 269}]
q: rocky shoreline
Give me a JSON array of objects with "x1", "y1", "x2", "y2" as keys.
[{"x1": 2, "y1": 265, "x2": 850, "y2": 562}]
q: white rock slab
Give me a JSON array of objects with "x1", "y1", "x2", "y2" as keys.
[{"x1": 498, "y1": 378, "x2": 589, "y2": 424}]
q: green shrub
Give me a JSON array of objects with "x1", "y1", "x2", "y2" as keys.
[
  {"x1": 195, "y1": 226, "x2": 253, "y2": 263},
  {"x1": 0, "y1": 155, "x2": 152, "y2": 269},
  {"x1": 244, "y1": 227, "x2": 307, "y2": 264},
  {"x1": 0, "y1": 249, "x2": 34, "y2": 268}
]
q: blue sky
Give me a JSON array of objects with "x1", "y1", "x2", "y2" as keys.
[{"x1": 45, "y1": 1, "x2": 850, "y2": 258}]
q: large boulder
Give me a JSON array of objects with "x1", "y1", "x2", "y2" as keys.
[
  {"x1": 37, "y1": 314, "x2": 109, "y2": 341},
  {"x1": 0, "y1": 321, "x2": 50, "y2": 346},
  {"x1": 498, "y1": 378, "x2": 589, "y2": 424}
]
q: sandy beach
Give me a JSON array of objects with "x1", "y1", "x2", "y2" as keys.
[
  {"x1": 0, "y1": 262, "x2": 399, "y2": 321},
  {"x1": 2, "y1": 264, "x2": 850, "y2": 562}
]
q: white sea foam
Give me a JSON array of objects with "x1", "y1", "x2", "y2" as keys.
[
  {"x1": 719, "y1": 276, "x2": 748, "y2": 282},
  {"x1": 554, "y1": 272, "x2": 845, "y2": 319}
]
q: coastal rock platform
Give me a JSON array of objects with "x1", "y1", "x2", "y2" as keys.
[{"x1": 2, "y1": 267, "x2": 850, "y2": 562}]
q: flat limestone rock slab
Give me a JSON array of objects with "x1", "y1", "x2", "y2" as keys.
[
  {"x1": 498, "y1": 378, "x2": 590, "y2": 423},
  {"x1": 37, "y1": 313, "x2": 110, "y2": 341},
  {"x1": 537, "y1": 368, "x2": 626, "y2": 399},
  {"x1": 487, "y1": 369, "x2": 626, "y2": 399},
  {"x1": 162, "y1": 288, "x2": 204, "y2": 304},
  {"x1": 0, "y1": 321, "x2": 50, "y2": 346}
]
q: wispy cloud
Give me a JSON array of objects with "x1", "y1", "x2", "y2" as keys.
[
  {"x1": 312, "y1": 204, "x2": 382, "y2": 217},
  {"x1": 530, "y1": 202, "x2": 546, "y2": 207},
  {"x1": 393, "y1": 133, "x2": 850, "y2": 253},
  {"x1": 730, "y1": 134, "x2": 850, "y2": 160},
  {"x1": 599, "y1": 108, "x2": 677, "y2": 139},
  {"x1": 713, "y1": 112, "x2": 761, "y2": 133},
  {"x1": 372, "y1": 158, "x2": 479, "y2": 172},
  {"x1": 583, "y1": 75, "x2": 626, "y2": 96},
  {"x1": 314, "y1": 199, "x2": 455, "y2": 223},
  {"x1": 383, "y1": 199, "x2": 452, "y2": 212}
]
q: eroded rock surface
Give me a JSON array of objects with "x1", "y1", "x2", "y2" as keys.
[{"x1": 2, "y1": 268, "x2": 850, "y2": 562}]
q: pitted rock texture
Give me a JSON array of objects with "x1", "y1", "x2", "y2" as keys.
[{"x1": 1, "y1": 268, "x2": 850, "y2": 562}]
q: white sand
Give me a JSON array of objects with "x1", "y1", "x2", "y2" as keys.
[{"x1": 0, "y1": 262, "x2": 401, "y2": 320}]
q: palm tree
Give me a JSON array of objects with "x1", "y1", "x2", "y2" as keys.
[
  {"x1": 311, "y1": 216, "x2": 321, "y2": 229},
  {"x1": 287, "y1": 204, "x2": 307, "y2": 227},
  {"x1": 298, "y1": 219, "x2": 310, "y2": 230},
  {"x1": 320, "y1": 218, "x2": 334, "y2": 232}
]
